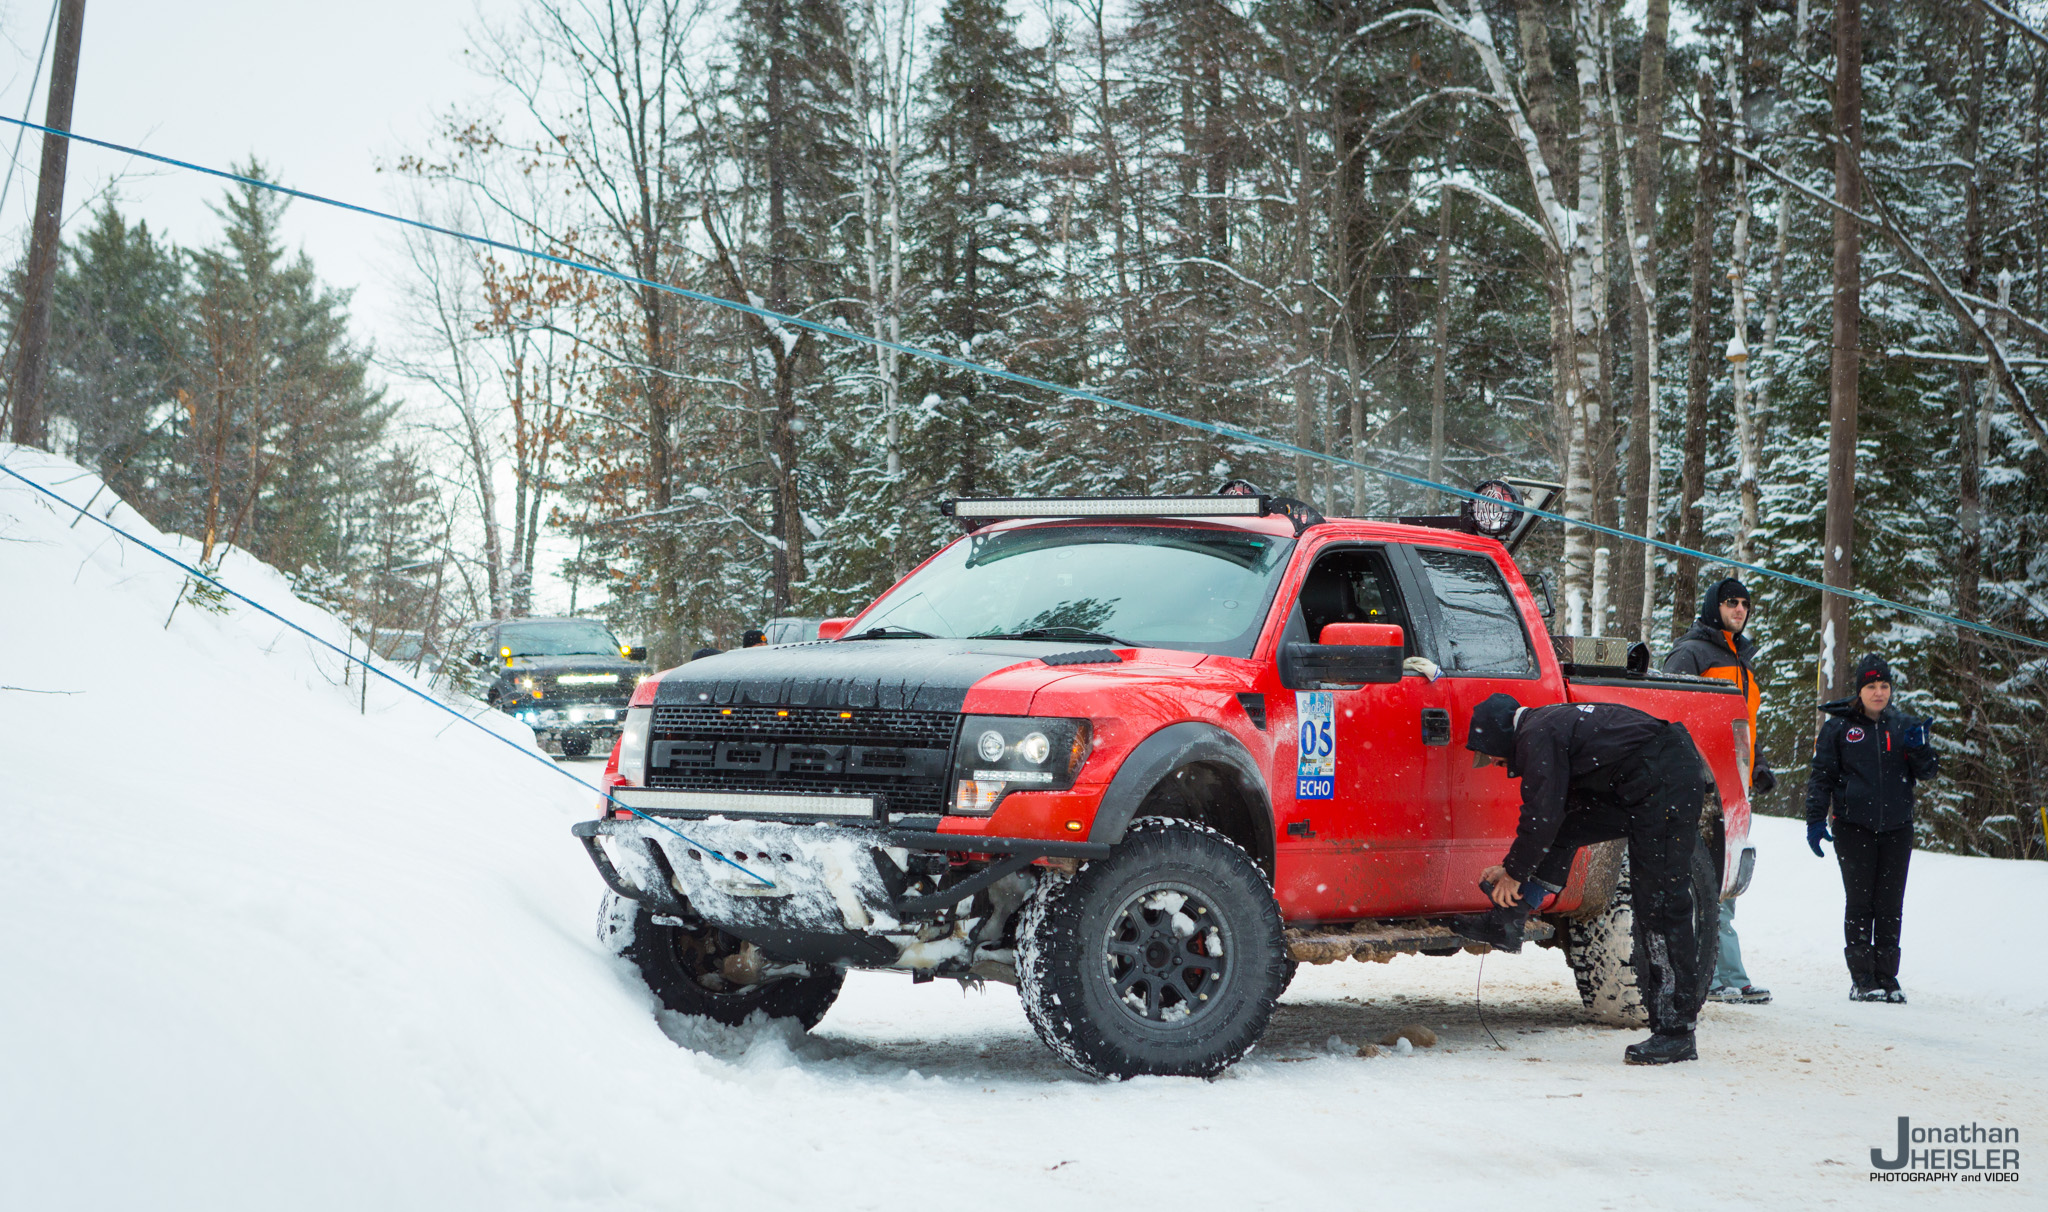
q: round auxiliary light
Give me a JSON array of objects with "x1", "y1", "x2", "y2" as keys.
[
  {"x1": 978, "y1": 730, "x2": 1007, "y2": 762},
  {"x1": 1462, "y1": 479, "x2": 1522, "y2": 538},
  {"x1": 1018, "y1": 732, "x2": 1052, "y2": 764}
]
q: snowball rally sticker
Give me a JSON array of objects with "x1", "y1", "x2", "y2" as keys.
[{"x1": 1296, "y1": 691, "x2": 1335, "y2": 800}]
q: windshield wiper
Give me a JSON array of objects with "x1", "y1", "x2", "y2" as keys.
[
  {"x1": 843, "y1": 625, "x2": 938, "y2": 640},
  {"x1": 988, "y1": 626, "x2": 1132, "y2": 646}
]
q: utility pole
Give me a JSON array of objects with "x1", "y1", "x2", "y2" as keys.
[
  {"x1": 8, "y1": 0, "x2": 85, "y2": 447},
  {"x1": 1821, "y1": 0, "x2": 1861, "y2": 700},
  {"x1": 1428, "y1": 181, "x2": 1452, "y2": 507}
]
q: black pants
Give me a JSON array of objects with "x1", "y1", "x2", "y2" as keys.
[
  {"x1": 1530, "y1": 727, "x2": 1707, "y2": 1035},
  {"x1": 1835, "y1": 819, "x2": 1913, "y2": 988}
]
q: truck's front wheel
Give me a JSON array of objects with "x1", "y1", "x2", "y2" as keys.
[
  {"x1": 1017, "y1": 817, "x2": 1288, "y2": 1079},
  {"x1": 599, "y1": 895, "x2": 844, "y2": 1029},
  {"x1": 1561, "y1": 844, "x2": 1720, "y2": 1027}
]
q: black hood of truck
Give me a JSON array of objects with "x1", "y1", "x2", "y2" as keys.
[{"x1": 652, "y1": 638, "x2": 1108, "y2": 712}]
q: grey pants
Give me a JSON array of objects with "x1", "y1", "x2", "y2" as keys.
[{"x1": 1712, "y1": 898, "x2": 1750, "y2": 989}]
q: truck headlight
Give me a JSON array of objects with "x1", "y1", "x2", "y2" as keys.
[
  {"x1": 616, "y1": 706, "x2": 652, "y2": 787},
  {"x1": 949, "y1": 716, "x2": 1090, "y2": 814}
]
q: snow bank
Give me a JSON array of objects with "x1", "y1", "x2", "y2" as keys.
[{"x1": 2, "y1": 445, "x2": 2041, "y2": 1210}]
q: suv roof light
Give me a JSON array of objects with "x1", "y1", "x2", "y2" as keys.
[
  {"x1": 943, "y1": 495, "x2": 1266, "y2": 520},
  {"x1": 938, "y1": 493, "x2": 1326, "y2": 533}
]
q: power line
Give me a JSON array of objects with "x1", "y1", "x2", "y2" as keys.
[{"x1": 2, "y1": 113, "x2": 2041, "y2": 654}]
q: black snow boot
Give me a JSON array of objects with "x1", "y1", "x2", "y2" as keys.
[
  {"x1": 1451, "y1": 876, "x2": 1552, "y2": 954},
  {"x1": 1624, "y1": 1030, "x2": 1698, "y2": 1065},
  {"x1": 1450, "y1": 905, "x2": 1530, "y2": 953},
  {"x1": 1876, "y1": 948, "x2": 1905, "y2": 1003},
  {"x1": 1846, "y1": 945, "x2": 1884, "y2": 1001}
]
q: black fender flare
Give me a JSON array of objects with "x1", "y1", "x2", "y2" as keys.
[{"x1": 1088, "y1": 721, "x2": 1274, "y2": 870}]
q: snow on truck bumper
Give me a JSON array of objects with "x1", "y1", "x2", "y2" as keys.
[{"x1": 571, "y1": 810, "x2": 1108, "y2": 970}]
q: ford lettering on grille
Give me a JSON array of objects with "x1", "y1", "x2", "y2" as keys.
[{"x1": 645, "y1": 705, "x2": 960, "y2": 816}]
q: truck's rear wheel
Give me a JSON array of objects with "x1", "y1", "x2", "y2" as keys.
[
  {"x1": 1561, "y1": 845, "x2": 1720, "y2": 1027},
  {"x1": 599, "y1": 894, "x2": 843, "y2": 1029},
  {"x1": 1017, "y1": 817, "x2": 1288, "y2": 1079}
]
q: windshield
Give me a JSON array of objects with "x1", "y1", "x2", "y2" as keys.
[
  {"x1": 856, "y1": 524, "x2": 1295, "y2": 657},
  {"x1": 499, "y1": 620, "x2": 622, "y2": 658}
]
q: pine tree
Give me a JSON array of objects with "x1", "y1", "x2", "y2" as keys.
[
  {"x1": 176, "y1": 166, "x2": 387, "y2": 574},
  {"x1": 905, "y1": 0, "x2": 1051, "y2": 500},
  {"x1": 44, "y1": 203, "x2": 186, "y2": 507}
]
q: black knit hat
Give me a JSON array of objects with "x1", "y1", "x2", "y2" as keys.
[
  {"x1": 1854, "y1": 653, "x2": 1892, "y2": 688},
  {"x1": 1466, "y1": 692, "x2": 1523, "y2": 758},
  {"x1": 1698, "y1": 577, "x2": 1752, "y2": 627}
]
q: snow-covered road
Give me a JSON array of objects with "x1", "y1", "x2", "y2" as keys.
[{"x1": 4, "y1": 446, "x2": 2041, "y2": 1210}]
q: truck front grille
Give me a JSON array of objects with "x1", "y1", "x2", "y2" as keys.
[{"x1": 646, "y1": 705, "x2": 960, "y2": 816}]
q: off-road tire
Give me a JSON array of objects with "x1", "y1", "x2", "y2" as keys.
[
  {"x1": 560, "y1": 733, "x2": 593, "y2": 758},
  {"x1": 1561, "y1": 844, "x2": 1720, "y2": 1027},
  {"x1": 1017, "y1": 817, "x2": 1289, "y2": 1079},
  {"x1": 599, "y1": 894, "x2": 843, "y2": 1029}
]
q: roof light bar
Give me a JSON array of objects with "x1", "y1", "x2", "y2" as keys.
[{"x1": 941, "y1": 495, "x2": 1271, "y2": 521}]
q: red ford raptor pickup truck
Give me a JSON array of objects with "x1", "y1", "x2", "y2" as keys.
[{"x1": 573, "y1": 483, "x2": 1755, "y2": 1078}]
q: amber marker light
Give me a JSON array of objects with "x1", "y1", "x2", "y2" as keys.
[{"x1": 1065, "y1": 820, "x2": 1083, "y2": 832}]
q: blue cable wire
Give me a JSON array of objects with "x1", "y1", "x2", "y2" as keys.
[
  {"x1": 2, "y1": 113, "x2": 2040, "y2": 653},
  {"x1": 0, "y1": 459, "x2": 775, "y2": 888}
]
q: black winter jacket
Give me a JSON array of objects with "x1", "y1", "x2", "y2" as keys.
[
  {"x1": 1663, "y1": 620, "x2": 1771, "y2": 790},
  {"x1": 1804, "y1": 700, "x2": 1939, "y2": 833},
  {"x1": 1500, "y1": 701, "x2": 1674, "y2": 881}
]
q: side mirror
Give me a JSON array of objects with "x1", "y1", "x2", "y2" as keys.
[
  {"x1": 625, "y1": 646, "x2": 648, "y2": 662},
  {"x1": 1532, "y1": 571, "x2": 1557, "y2": 619},
  {"x1": 1280, "y1": 623, "x2": 1404, "y2": 689},
  {"x1": 817, "y1": 617, "x2": 855, "y2": 641}
]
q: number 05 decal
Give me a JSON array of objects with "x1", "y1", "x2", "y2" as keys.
[{"x1": 1295, "y1": 690, "x2": 1335, "y2": 801}]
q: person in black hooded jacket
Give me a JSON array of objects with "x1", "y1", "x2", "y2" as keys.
[
  {"x1": 1805, "y1": 654, "x2": 1939, "y2": 1003},
  {"x1": 1664, "y1": 577, "x2": 1772, "y2": 1005},
  {"x1": 1456, "y1": 693, "x2": 1708, "y2": 1065}
]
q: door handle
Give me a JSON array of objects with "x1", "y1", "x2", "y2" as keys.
[{"x1": 1421, "y1": 708, "x2": 1451, "y2": 746}]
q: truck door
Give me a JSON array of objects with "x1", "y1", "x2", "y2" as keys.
[
  {"x1": 1403, "y1": 545, "x2": 1549, "y2": 910},
  {"x1": 1273, "y1": 544, "x2": 1451, "y2": 921}
]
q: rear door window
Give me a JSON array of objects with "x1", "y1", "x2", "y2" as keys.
[{"x1": 1414, "y1": 548, "x2": 1537, "y2": 676}]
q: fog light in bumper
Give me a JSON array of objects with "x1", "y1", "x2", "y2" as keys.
[{"x1": 953, "y1": 780, "x2": 1005, "y2": 815}]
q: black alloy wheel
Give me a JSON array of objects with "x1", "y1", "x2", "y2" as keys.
[
  {"x1": 1102, "y1": 885, "x2": 1230, "y2": 1026},
  {"x1": 1018, "y1": 816, "x2": 1288, "y2": 1079}
]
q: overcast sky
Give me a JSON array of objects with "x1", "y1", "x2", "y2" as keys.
[{"x1": 0, "y1": 0, "x2": 518, "y2": 361}]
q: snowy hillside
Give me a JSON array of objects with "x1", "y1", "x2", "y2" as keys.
[{"x1": 2, "y1": 445, "x2": 2042, "y2": 1210}]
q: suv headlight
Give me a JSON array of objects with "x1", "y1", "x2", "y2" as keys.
[
  {"x1": 616, "y1": 707, "x2": 652, "y2": 787},
  {"x1": 950, "y1": 716, "x2": 1091, "y2": 815}
]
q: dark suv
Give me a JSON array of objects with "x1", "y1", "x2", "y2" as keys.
[{"x1": 459, "y1": 617, "x2": 648, "y2": 757}]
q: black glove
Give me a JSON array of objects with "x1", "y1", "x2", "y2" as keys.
[
  {"x1": 1902, "y1": 718, "x2": 1931, "y2": 750},
  {"x1": 1751, "y1": 759, "x2": 1777, "y2": 796},
  {"x1": 1807, "y1": 819, "x2": 1832, "y2": 857}
]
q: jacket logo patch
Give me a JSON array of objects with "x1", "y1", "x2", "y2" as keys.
[{"x1": 1846, "y1": 726, "x2": 1867, "y2": 743}]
